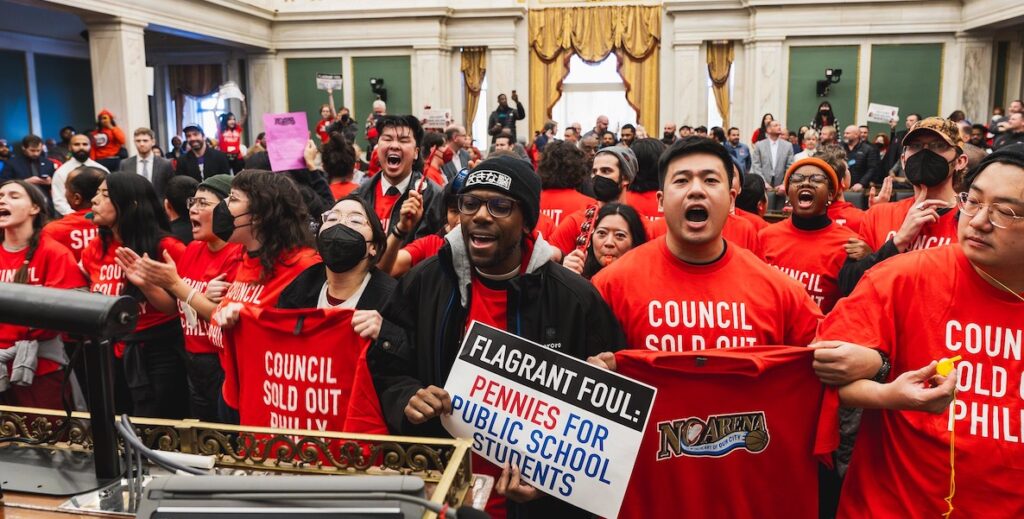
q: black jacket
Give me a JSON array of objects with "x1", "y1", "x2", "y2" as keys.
[
  {"x1": 353, "y1": 171, "x2": 443, "y2": 246},
  {"x1": 488, "y1": 101, "x2": 526, "y2": 143},
  {"x1": 845, "y1": 141, "x2": 882, "y2": 187},
  {"x1": 175, "y1": 147, "x2": 232, "y2": 181},
  {"x1": 367, "y1": 229, "x2": 624, "y2": 518},
  {"x1": 2, "y1": 154, "x2": 56, "y2": 181}
]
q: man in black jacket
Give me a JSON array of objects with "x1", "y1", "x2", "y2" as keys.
[
  {"x1": 368, "y1": 155, "x2": 624, "y2": 518},
  {"x1": 175, "y1": 125, "x2": 231, "y2": 181},
  {"x1": 354, "y1": 115, "x2": 443, "y2": 245},
  {"x1": 487, "y1": 91, "x2": 525, "y2": 144},
  {"x1": 2, "y1": 135, "x2": 56, "y2": 186},
  {"x1": 843, "y1": 124, "x2": 881, "y2": 191}
]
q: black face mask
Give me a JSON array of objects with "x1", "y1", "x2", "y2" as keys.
[
  {"x1": 212, "y1": 200, "x2": 249, "y2": 242},
  {"x1": 71, "y1": 150, "x2": 90, "y2": 163},
  {"x1": 317, "y1": 224, "x2": 369, "y2": 273},
  {"x1": 905, "y1": 149, "x2": 953, "y2": 187},
  {"x1": 592, "y1": 175, "x2": 622, "y2": 203}
]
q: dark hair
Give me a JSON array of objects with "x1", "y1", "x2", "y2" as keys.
[
  {"x1": 815, "y1": 144, "x2": 849, "y2": 180},
  {"x1": 710, "y1": 127, "x2": 727, "y2": 143},
  {"x1": 812, "y1": 102, "x2": 836, "y2": 129},
  {"x1": 165, "y1": 175, "x2": 198, "y2": 217},
  {"x1": 96, "y1": 112, "x2": 118, "y2": 127},
  {"x1": 232, "y1": 170, "x2": 314, "y2": 282},
  {"x1": 908, "y1": 113, "x2": 922, "y2": 121},
  {"x1": 757, "y1": 114, "x2": 774, "y2": 142},
  {"x1": 542, "y1": 121, "x2": 558, "y2": 133},
  {"x1": 538, "y1": 140, "x2": 588, "y2": 189},
  {"x1": 322, "y1": 131, "x2": 357, "y2": 182},
  {"x1": 971, "y1": 124, "x2": 988, "y2": 134},
  {"x1": 727, "y1": 126, "x2": 740, "y2": 134},
  {"x1": 601, "y1": 131, "x2": 617, "y2": 144},
  {"x1": 680, "y1": 125, "x2": 693, "y2": 131},
  {"x1": 948, "y1": 110, "x2": 967, "y2": 123},
  {"x1": 0, "y1": 180, "x2": 50, "y2": 284},
  {"x1": 21, "y1": 135, "x2": 42, "y2": 149},
  {"x1": 735, "y1": 173, "x2": 767, "y2": 215},
  {"x1": 658, "y1": 137, "x2": 735, "y2": 188},
  {"x1": 67, "y1": 166, "x2": 108, "y2": 205},
  {"x1": 336, "y1": 195, "x2": 387, "y2": 266},
  {"x1": 581, "y1": 203, "x2": 648, "y2": 279},
  {"x1": 963, "y1": 146, "x2": 1024, "y2": 192},
  {"x1": 858, "y1": 125, "x2": 870, "y2": 131},
  {"x1": 421, "y1": 132, "x2": 445, "y2": 161},
  {"x1": 495, "y1": 134, "x2": 513, "y2": 146},
  {"x1": 695, "y1": 126, "x2": 708, "y2": 134},
  {"x1": 60, "y1": 126, "x2": 75, "y2": 136},
  {"x1": 218, "y1": 112, "x2": 238, "y2": 134},
  {"x1": 621, "y1": 124, "x2": 636, "y2": 133},
  {"x1": 99, "y1": 172, "x2": 170, "y2": 256},
  {"x1": 629, "y1": 138, "x2": 666, "y2": 193},
  {"x1": 444, "y1": 126, "x2": 462, "y2": 142},
  {"x1": 375, "y1": 115, "x2": 424, "y2": 147}
]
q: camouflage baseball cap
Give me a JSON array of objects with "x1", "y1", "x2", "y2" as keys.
[{"x1": 902, "y1": 117, "x2": 963, "y2": 148}]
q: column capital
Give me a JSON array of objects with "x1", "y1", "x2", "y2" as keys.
[{"x1": 82, "y1": 15, "x2": 149, "y2": 32}]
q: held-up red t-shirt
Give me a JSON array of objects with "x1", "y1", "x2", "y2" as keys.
[
  {"x1": 623, "y1": 190, "x2": 662, "y2": 220},
  {"x1": 40, "y1": 209, "x2": 98, "y2": 262},
  {"x1": 616, "y1": 347, "x2": 838, "y2": 519},
  {"x1": 223, "y1": 306, "x2": 369, "y2": 432},
  {"x1": 217, "y1": 126, "x2": 243, "y2": 156},
  {"x1": 592, "y1": 238, "x2": 822, "y2": 351},
  {"x1": 342, "y1": 345, "x2": 389, "y2": 435},
  {"x1": 818, "y1": 245, "x2": 1024, "y2": 519},
  {"x1": 646, "y1": 213, "x2": 760, "y2": 251},
  {"x1": 757, "y1": 220, "x2": 858, "y2": 313},
  {"x1": 858, "y1": 197, "x2": 957, "y2": 251},
  {"x1": 81, "y1": 236, "x2": 186, "y2": 331},
  {"x1": 734, "y1": 207, "x2": 769, "y2": 232},
  {"x1": 0, "y1": 237, "x2": 87, "y2": 376},
  {"x1": 540, "y1": 188, "x2": 596, "y2": 227},
  {"x1": 177, "y1": 241, "x2": 243, "y2": 354},
  {"x1": 827, "y1": 200, "x2": 866, "y2": 234},
  {"x1": 316, "y1": 117, "x2": 334, "y2": 144}
]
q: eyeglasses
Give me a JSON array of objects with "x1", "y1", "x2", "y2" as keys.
[
  {"x1": 789, "y1": 173, "x2": 829, "y2": 185},
  {"x1": 956, "y1": 192, "x2": 1024, "y2": 229},
  {"x1": 321, "y1": 210, "x2": 371, "y2": 227},
  {"x1": 457, "y1": 194, "x2": 517, "y2": 218},
  {"x1": 186, "y1": 197, "x2": 215, "y2": 210},
  {"x1": 905, "y1": 141, "x2": 953, "y2": 154}
]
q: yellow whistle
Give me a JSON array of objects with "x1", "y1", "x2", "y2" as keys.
[{"x1": 936, "y1": 356, "x2": 962, "y2": 377}]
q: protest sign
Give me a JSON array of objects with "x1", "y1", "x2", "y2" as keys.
[
  {"x1": 866, "y1": 103, "x2": 899, "y2": 124},
  {"x1": 423, "y1": 108, "x2": 451, "y2": 130},
  {"x1": 262, "y1": 112, "x2": 308, "y2": 172},
  {"x1": 442, "y1": 322, "x2": 656, "y2": 518},
  {"x1": 316, "y1": 73, "x2": 344, "y2": 91}
]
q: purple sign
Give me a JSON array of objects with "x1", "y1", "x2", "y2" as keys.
[{"x1": 262, "y1": 112, "x2": 308, "y2": 171}]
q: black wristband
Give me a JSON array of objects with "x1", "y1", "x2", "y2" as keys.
[
  {"x1": 872, "y1": 350, "x2": 892, "y2": 383},
  {"x1": 390, "y1": 225, "x2": 409, "y2": 241}
]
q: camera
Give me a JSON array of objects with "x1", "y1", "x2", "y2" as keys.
[
  {"x1": 816, "y1": 68, "x2": 843, "y2": 97},
  {"x1": 370, "y1": 77, "x2": 388, "y2": 102}
]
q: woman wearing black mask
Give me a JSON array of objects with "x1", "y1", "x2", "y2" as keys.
[
  {"x1": 277, "y1": 196, "x2": 397, "y2": 343},
  {"x1": 811, "y1": 101, "x2": 838, "y2": 131}
]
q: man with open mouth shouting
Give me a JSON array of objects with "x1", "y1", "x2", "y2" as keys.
[{"x1": 353, "y1": 115, "x2": 444, "y2": 246}]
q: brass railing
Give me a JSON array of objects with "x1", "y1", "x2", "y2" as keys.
[{"x1": 0, "y1": 405, "x2": 473, "y2": 515}]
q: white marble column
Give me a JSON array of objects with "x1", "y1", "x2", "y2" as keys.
[
  {"x1": 412, "y1": 46, "x2": 453, "y2": 121},
  {"x1": 956, "y1": 34, "x2": 994, "y2": 125},
  {"x1": 743, "y1": 38, "x2": 785, "y2": 132},
  {"x1": 246, "y1": 52, "x2": 282, "y2": 138},
  {"x1": 86, "y1": 18, "x2": 149, "y2": 154},
  {"x1": 669, "y1": 40, "x2": 705, "y2": 128},
  {"x1": 1002, "y1": 38, "x2": 1023, "y2": 108}
]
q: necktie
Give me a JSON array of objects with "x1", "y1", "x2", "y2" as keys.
[
  {"x1": 386, "y1": 186, "x2": 400, "y2": 196},
  {"x1": 141, "y1": 159, "x2": 150, "y2": 181}
]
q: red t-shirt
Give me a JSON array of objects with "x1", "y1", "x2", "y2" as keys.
[
  {"x1": 466, "y1": 277, "x2": 508, "y2": 332},
  {"x1": 858, "y1": 197, "x2": 957, "y2": 251},
  {"x1": 592, "y1": 237, "x2": 822, "y2": 351},
  {"x1": 534, "y1": 213, "x2": 556, "y2": 242},
  {"x1": 548, "y1": 208, "x2": 589, "y2": 255},
  {"x1": 0, "y1": 237, "x2": 87, "y2": 376},
  {"x1": 217, "y1": 125, "x2": 243, "y2": 156},
  {"x1": 89, "y1": 126, "x2": 126, "y2": 160},
  {"x1": 316, "y1": 117, "x2": 334, "y2": 144},
  {"x1": 81, "y1": 236, "x2": 186, "y2": 331},
  {"x1": 342, "y1": 345, "x2": 389, "y2": 435},
  {"x1": 827, "y1": 200, "x2": 866, "y2": 234},
  {"x1": 177, "y1": 241, "x2": 243, "y2": 354},
  {"x1": 223, "y1": 306, "x2": 369, "y2": 432},
  {"x1": 818, "y1": 245, "x2": 1024, "y2": 519},
  {"x1": 623, "y1": 190, "x2": 662, "y2": 220},
  {"x1": 402, "y1": 234, "x2": 444, "y2": 267},
  {"x1": 646, "y1": 213, "x2": 760, "y2": 251},
  {"x1": 757, "y1": 220, "x2": 858, "y2": 313},
  {"x1": 540, "y1": 188, "x2": 596, "y2": 228},
  {"x1": 40, "y1": 209, "x2": 98, "y2": 262},
  {"x1": 735, "y1": 207, "x2": 769, "y2": 232},
  {"x1": 616, "y1": 347, "x2": 838, "y2": 519},
  {"x1": 330, "y1": 181, "x2": 358, "y2": 201}
]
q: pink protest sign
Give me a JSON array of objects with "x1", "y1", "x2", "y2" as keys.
[{"x1": 262, "y1": 112, "x2": 308, "y2": 171}]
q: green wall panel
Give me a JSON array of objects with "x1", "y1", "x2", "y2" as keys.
[
  {"x1": 352, "y1": 55, "x2": 412, "y2": 149},
  {"x1": 0, "y1": 50, "x2": 30, "y2": 142},
  {"x1": 787, "y1": 46, "x2": 859, "y2": 134},
  {"x1": 285, "y1": 57, "x2": 343, "y2": 134},
  {"x1": 867, "y1": 43, "x2": 943, "y2": 137},
  {"x1": 34, "y1": 54, "x2": 95, "y2": 141}
]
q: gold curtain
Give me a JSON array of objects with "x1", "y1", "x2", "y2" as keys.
[
  {"x1": 461, "y1": 48, "x2": 487, "y2": 139},
  {"x1": 707, "y1": 42, "x2": 735, "y2": 129},
  {"x1": 528, "y1": 5, "x2": 661, "y2": 136}
]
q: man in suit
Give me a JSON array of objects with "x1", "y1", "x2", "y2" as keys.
[
  {"x1": 751, "y1": 119, "x2": 794, "y2": 192},
  {"x1": 441, "y1": 125, "x2": 470, "y2": 181},
  {"x1": 119, "y1": 128, "x2": 174, "y2": 201},
  {"x1": 175, "y1": 125, "x2": 231, "y2": 181},
  {"x1": 2, "y1": 135, "x2": 56, "y2": 189}
]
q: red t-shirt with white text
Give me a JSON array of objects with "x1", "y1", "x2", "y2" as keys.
[
  {"x1": 818, "y1": 245, "x2": 1024, "y2": 519},
  {"x1": 858, "y1": 197, "x2": 957, "y2": 251},
  {"x1": 617, "y1": 347, "x2": 838, "y2": 519},
  {"x1": 217, "y1": 125, "x2": 243, "y2": 156},
  {"x1": 592, "y1": 238, "x2": 822, "y2": 351},
  {"x1": 177, "y1": 241, "x2": 244, "y2": 354},
  {"x1": 540, "y1": 188, "x2": 596, "y2": 227},
  {"x1": 827, "y1": 200, "x2": 866, "y2": 234},
  {"x1": 735, "y1": 207, "x2": 769, "y2": 232},
  {"x1": 757, "y1": 219, "x2": 858, "y2": 313},
  {"x1": 40, "y1": 209, "x2": 98, "y2": 262}
]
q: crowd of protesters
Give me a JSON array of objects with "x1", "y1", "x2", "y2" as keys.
[{"x1": 1, "y1": 93, "x2": 1023, "y2": 519}]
